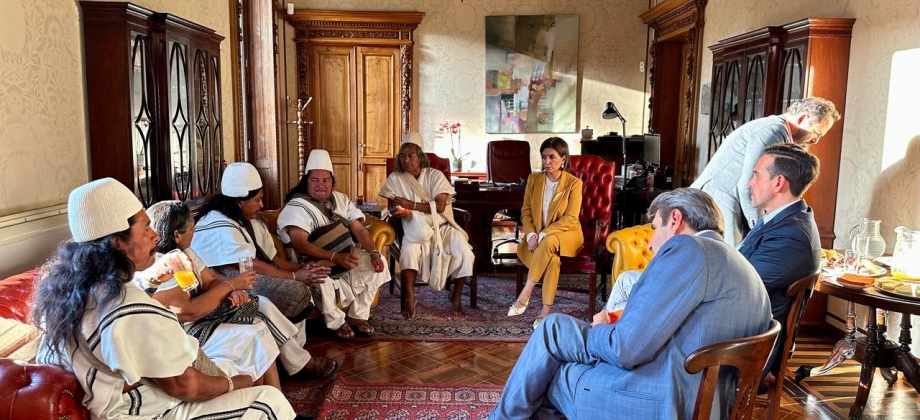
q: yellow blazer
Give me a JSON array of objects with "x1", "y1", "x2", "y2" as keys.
[{"x1": 519, "y1": 171, "x2": 584, "y2": 257}]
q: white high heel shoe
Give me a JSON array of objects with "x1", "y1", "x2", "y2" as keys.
[{"x1": 507, "y1": 299, "x2": 530, "y2": 317}]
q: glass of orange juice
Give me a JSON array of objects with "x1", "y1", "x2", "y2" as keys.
[{"x1": 164, "y1": 249, "x2": 197, "y2": 292}]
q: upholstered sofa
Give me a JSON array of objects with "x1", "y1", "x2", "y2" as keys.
[{"x1": 0, "y1": 269, "x2": 89, "y2": 420}]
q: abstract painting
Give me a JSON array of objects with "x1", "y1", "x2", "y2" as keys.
[{"x1": 485, "y1": 15, "x2": 578, "y2": 133}]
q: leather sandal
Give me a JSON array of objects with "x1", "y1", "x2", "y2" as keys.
[
  {"x1": 346, "y1": 317, "x2": 375, "y2": 337},
  {"x1": 296, "y1": 356, "x2": 339, "y2": 380},
  {"x1": 332, "y1": 323, "x2": 355, "y2": 340}
]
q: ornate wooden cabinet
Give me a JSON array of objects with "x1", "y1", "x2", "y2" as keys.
[
  {"x1": 286, "y1": 10, "x2": 424, "y2": 200},
  {"x1": 708, "y1": 17, "x2": 855, "y2": 248},
  {"x1": 81, "y1": 2, "x2": 224, "y2": 206}
]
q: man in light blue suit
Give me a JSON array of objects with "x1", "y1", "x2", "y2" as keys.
[
  {"x1": 738, "y1": 143, "x2": 821, "y2": 377},
  {"x1": 489, "y1": 188, "x2": 772, "y2": 420}
]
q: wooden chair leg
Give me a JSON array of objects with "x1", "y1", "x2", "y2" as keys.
[
  {"x1": 389, "y1": 254, "x2": 397, "y2": 295},
  {"x1": 588, "y1": 271, "x2": 597, "y2": 318},
  {"x1": 469, "y1": 273, "x2": 478, "y2": 309},
  {"x1": 766, "y1": 372, "x2": 782, "y2": 420}
]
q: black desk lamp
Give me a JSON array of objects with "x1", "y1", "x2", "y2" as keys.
[{"x1": 602, "y1": 101, "x2": 627, "y2": 180}]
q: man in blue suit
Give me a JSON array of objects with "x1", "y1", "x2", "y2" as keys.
[
  {"x1": 738, "y1": 143, "x2": 821, "y2": 376},
  {"x1": 489, "y1": 188, "x2": 772, "y2": 420}
]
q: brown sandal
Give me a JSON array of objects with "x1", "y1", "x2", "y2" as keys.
[
  {"x1": 346, "y1": 317, "x2": 375, "y2": 337},
  {"x1": 296, "y1": 356, "x2": 339, "y2": 379},
  {"x1": 332, "y1": 323, "x2": 355, "y2": 340}
]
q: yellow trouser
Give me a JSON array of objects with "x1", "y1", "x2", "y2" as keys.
[{"x1": 517, "y1": 234, "x2": 562, "y2": 306}]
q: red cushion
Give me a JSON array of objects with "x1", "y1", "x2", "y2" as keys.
[
  {"x1": 0, "y1": 269, "x2": 39, "y2": 324},
  {"x1": 0, "y1": 359, "x2": 88, "y2": 420}
]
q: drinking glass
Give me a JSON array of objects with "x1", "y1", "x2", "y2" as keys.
[
  {"x1": 844, "y1": 250, "x2": 860, "y2": 274},
  {"x1": 164, "y1": 249, "x2": 197, "y2": 292},
  {"x1": 351, "y1": 244, "x2": 363, "y2": 257},
  {"x1": 239, "y1": 256, "x2": 254, "y2": 273},
  {"x1": 355, "y1": 195, "x2": 365, "y2": 206}
]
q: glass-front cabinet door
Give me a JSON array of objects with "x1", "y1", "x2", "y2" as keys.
[
  {"x1": 778, "y1": 43, "x2": 806, "y2": 113},
  {"x1": 743, "y1": 51, "x2": 766, "y2": 123},
  {"x1": 130, "y1": 32, "x2": 156, "y2": 207},
  {"x1": 168, "y1": 38, "x2": 192, "y2": 201}
]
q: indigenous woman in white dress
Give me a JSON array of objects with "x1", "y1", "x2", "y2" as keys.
[
  {"x1": 379, "y1": 134, "x2": 475, "y2": 318},
  {"x1": 32, "y1": 178, "x2": 298, "y2": 420},
  {"x1": 145, "y1": 200, "x2": 337, "y2": 386}
]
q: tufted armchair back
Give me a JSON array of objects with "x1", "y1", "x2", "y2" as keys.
[
  {"x1": 567, "y1": 155, "x2": 616, "y2": 242},
  {"x1": 606, "y1": 224, "x2": 655, "y2": 287},
  {"x1": 385, "y1": 153, "x2": 451, "y2": 178},
  {"x1": 487, "y1": 140, "x2": 531, "y2": 183}
]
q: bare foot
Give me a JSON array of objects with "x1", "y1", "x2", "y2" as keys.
[
  {"x1": 402, "y1": 296, "x2": 417, "y2": 319},
  {"x1": 449, "y1": 290, "x2": 464, "y2": 316}
]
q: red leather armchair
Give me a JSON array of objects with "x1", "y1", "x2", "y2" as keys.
[
  {"x1": 0, "y1": 269, "x2": 89, "y2": 420},
  {"x1": 516, "y1": 155, "x2": 615, "y2": 317}
]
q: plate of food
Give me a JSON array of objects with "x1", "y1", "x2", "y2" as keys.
[
  {"x1": 831, "y1": 274, "x2": 875, "y2": 289},
  {"x1": 874, "y1": 276, "x2": 920, "y2": 300},
  {"x1": 821, "y1": 256, "x2": 887, "y2": 278}
]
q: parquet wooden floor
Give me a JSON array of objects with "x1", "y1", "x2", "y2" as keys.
[{"x1": 303, "y1": 332, "x2": 920, "y2": 419}]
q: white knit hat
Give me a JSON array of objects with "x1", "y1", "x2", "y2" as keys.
[
  {"x1": 304, "y1": 149, "x2": 334, "y2": 173},
  {"x1": 402, "y1": 132, "x2": 425, "y2": 149},
  {"x1": 221, "y1": 162, "x2": 263, "y2": 198},
  {"x1": 67, "y1": 178, "x2": 143, "y2": 243}
]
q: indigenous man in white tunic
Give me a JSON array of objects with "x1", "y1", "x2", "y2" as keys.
[
  {"x1": 32, "y1": 178, "x2": 300, "y2": 420},
  {"x1": 379, "y1": 134, "x2": 476, "y2": 318},
  {"x1": 191, "y1": 162, "x2": 339, "y2": 378},
  {"x1": 277, "y1": 150, "x2": 389, "y2": 339}
]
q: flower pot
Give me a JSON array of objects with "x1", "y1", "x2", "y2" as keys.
[{"x1": 450, "y1": 159, "x2": 463, "y2": 173}]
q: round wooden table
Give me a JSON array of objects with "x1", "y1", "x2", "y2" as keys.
[{"x1": 797, "y1": 277, "x2": 920, "y2": 419}]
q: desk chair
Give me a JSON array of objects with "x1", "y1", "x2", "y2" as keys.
[
  {"x1": 686, "y1": 320, "x2": 781, "y2": 420},
  {"x1": 762, "y1": 273, "x2": 819, "y2": 420},
  {"x1": 605, "y1": 223, "x2": 654, "y2": 297},
  {"x1": 383, "y1": 153, "x2": 478, "y2": 310},
  {"x1": 486, "y1": 140, "x2": 531, "y2": 262},
  {"x1": 516, "y1": 155, "x2": 615, "y2": 318}
]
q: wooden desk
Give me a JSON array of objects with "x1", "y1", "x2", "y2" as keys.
[
  {"x1": 796, "y1": 277, "x2": 920, "y2": 419},
  {"x1": 454, "y1": 186, "x2": 525, "y2": 272},
  {"x1": 453, "y1": 171, "x2": 488, "y2": 181}
]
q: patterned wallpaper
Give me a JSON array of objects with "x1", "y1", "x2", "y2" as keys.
[
  {"x1": 698, "y1": 0, "x2": 920, "y2": 250},
  {"x1": 285, "y1": 0, "x2": 651, "y2": 171},
  {"x1": 0, "y1": 0, "x2": 234, "y2": 217}
]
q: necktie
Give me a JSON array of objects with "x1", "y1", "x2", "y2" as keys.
[{"x1": 748, "y1": 219, "x2": 765, "y2": 238}]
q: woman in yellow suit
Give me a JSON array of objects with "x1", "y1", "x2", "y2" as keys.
[{"x1": 508, "y1": 137, "x2": 583, "y2": 328}]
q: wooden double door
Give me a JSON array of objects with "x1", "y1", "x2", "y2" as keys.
[{"x1": 310, "y1": 45, "x2": 401, "y2": 201}]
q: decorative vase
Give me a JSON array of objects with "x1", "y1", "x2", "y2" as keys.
[{"x1": 450, "y1": 159, "x2": 463, "y2": 173}]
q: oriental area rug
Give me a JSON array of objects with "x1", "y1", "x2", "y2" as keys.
[
  {"x1": 362, "y1": 274, "x2": 606, "y2": 342},
  {"x1": 282, "y1": 378, "x2": 501, "y2": 419}
]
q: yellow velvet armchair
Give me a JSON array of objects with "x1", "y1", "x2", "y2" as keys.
[
  {"x1": 259, "y1": 209, "x2": 396, "y2": 307},
  {"x1": 605, "y1": 223, "x2": 655, "y2": 290}
]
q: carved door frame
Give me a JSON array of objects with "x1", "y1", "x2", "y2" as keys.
[
  {"x1": 641, "y1": 0, "x2": 707, "y2": 188},
  {"x1": 285, "y1": 10, "x2": 424, "y2": 174}
]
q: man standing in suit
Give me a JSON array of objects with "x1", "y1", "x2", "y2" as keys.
[
  {"x1": 739, "y1": 143, "x2": 821, "y2": 376},
  {"x1": 691, "y1": 97, "x2": 839, "y2": 245},
  {"x1": 489, "y1": 188, "x2": 772, "y2": 420}
]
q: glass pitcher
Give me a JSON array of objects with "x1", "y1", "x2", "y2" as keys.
[
  {"x1": 849, "y1": 218, "x2": 887, "y2": 259},
  {"x1": 891, "y1": 226, "x2": 920, "y2": 281}
]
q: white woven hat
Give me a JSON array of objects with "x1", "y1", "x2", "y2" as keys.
[
  {"x1": 67, "y1": 178, "x2": 143, "y2": 243},
  {"x1": 304, "y1": 149, "x2": 334, "y2": 173},
  {"x1": 221, "y1": 162, "x2": 262, "y2": 198},
  {"x1": 402, "y1": 132, "x2": 425, "y2": 149}
]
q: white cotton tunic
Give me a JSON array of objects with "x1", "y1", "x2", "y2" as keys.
[
  {"x1": 191, "y1": 211, "x2": 277, "y2": 267},
  {"x1": 139, "y1": 248, "x2": 293, "y2": 380},
  {"x1": 379, "y1": 167, "x2": 475, "y2": 287},
  {"x1": 276, "y1": 191, "x2": 389, "y2": 325}
]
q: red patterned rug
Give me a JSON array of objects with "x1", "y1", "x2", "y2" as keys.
[
  {"x1": 363, "y1": 274, "x2": 604, "y2": 342},
  {"x1": 282, "y1": 378, "x2": 502, "y2": 419}
]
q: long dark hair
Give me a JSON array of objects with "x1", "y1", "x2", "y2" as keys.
[
  {"x1": 284, "y1": 170, "x2": 336, "y2": 203},
  {"x1": 148, "y1": 200, "x2": 191, "y2": 253},
  {"x1": 30, "y1": 220, "x2": 135, "y2": 366},
  {"x1": 197, "y1": 189, "x2": 273, "y2": 264}
]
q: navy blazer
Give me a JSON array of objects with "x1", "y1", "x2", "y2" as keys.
[{"x1": 737, "y1": 199, "x2": 821, "y2": 322}]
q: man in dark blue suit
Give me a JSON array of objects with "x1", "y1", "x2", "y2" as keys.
[{"x1": 739, "y1": 143, "x2": 821, "y2": 377}]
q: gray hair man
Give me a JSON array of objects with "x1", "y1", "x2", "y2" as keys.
[{"x1": 691, "y1": 97, "x2": 839, "y2": 245}]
